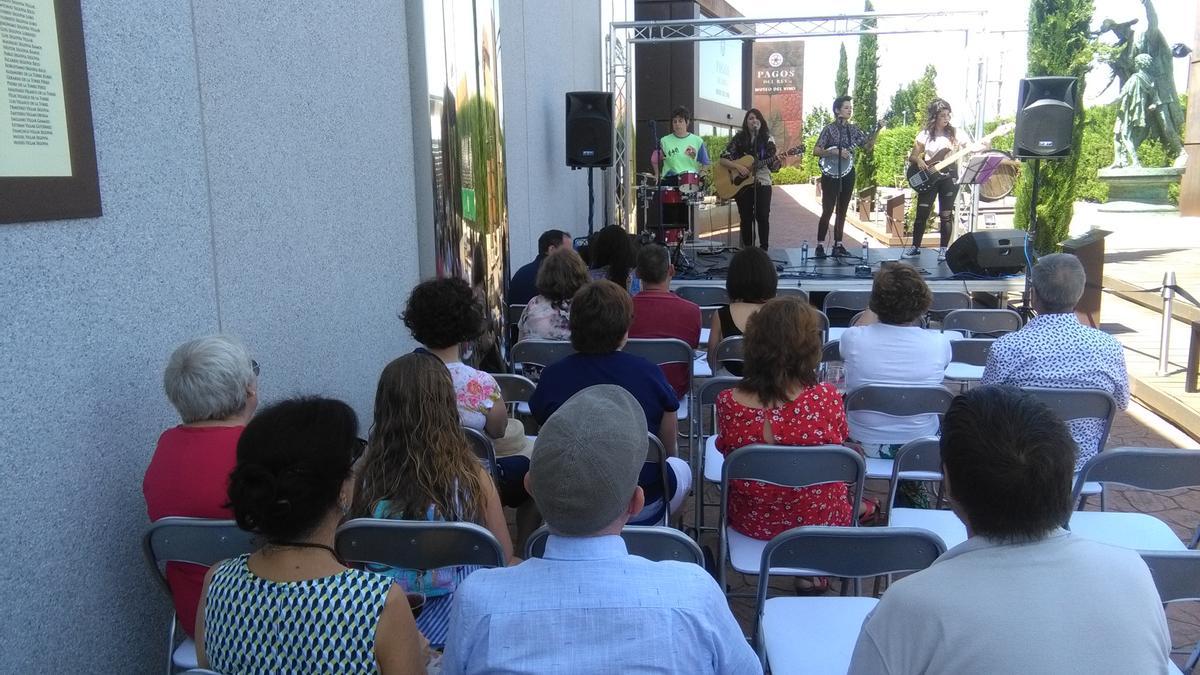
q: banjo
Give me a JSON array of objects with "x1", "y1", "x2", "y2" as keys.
[{"x1": 818, "y1": 114, "x2": 891, "y2": 179}]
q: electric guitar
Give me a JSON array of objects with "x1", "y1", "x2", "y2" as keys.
[
  {"x1": 713, "y1": 144, "x2": 804, "y2": 201},
  {"x1": 905, "y1": 122, "x2": 1015, "y2": 192},
  {"x1": 818, "y1": 113, "x2": 893, "y2": 178}
]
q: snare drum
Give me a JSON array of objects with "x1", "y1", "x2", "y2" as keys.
[
  {"x1": 660, "y1": 186, "x2": 683, "y2": 204},
  {"x1": 677, "y1": 171, "x2": 701, "y2": 194}
]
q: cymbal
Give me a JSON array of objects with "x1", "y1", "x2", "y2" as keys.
[{"x1": 637, "y1": 172, "x2": 657, "y2": 181}]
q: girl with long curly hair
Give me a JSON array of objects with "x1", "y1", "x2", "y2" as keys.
[{"x1": 353, "y1": 352, "x2": 515, "y2": 646}]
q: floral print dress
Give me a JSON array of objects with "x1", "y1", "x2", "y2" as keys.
[{"x1": 715, "y1": 383, "x2": 853, "y2": 540}]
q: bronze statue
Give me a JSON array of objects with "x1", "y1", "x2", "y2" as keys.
[{"x1": 1096, "y1": 0, "x2": 1188, "y2": 168}]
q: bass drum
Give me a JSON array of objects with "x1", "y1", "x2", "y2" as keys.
[{"x1": 976, "y1": 150, "x2": 1020, "y2": 202}]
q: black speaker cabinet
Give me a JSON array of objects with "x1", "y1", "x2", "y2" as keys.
[
  {"x1": 565, "y1": 91, "x2": 613, "y2": 168},
  {"x1": 945, "y1": 229, "x2": 1027, "y2": 276},
  {"x1": 1014, "y1": 77, "x2": 1077, "y2": 159}
]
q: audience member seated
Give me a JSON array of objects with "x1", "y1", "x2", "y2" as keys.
[
  {"x1": 509, "y1": 228, "x2": 570, "y2": 305},
  {"x1": 196, "y1": 397, "x2": 426, "y2": 674},
  {"x1": 588, "y1": 224, "x2": 639, "y2": 292},
  {"x1": 848, "y1": 386, "x2": 1170, "y2": 674},
  {"x1": 352, "y1": 353, "x2": 517, "y2": 647},
  {"x1": 443, "y1": 385, "x2": 761, "y2": 673},
  {"x1": 716, "y1": 297, "x2": 860, "y2": 593},
  {"x1": 403, "y1": 278, "x2": 534, "y2": 526},
  {"x1": 707, "y1": 246, "x2": 778, "y2": 376},
  {"x1": 629, "y1": 243, "x2": 701, "y2": 400},
  {"x1": 143, "y1": 335, "x2": 259, "y2": 638},
  {"x1": 529, "y1": 280, "x2": 692, "y2": 521},
  {"x1": 517, "y1": 247, "x2": 589, "y2": 342},
  {"x1": 841, "y1": 264, "x2": 951, "y2": 493},
  {"x1": 981, "y1": 253, "x2": 1129, "y2": 468}
]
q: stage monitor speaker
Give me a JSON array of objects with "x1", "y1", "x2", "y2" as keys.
[
  {"x1": 1014, "y1": 76, "x2": 1077, "y2": 159},
  {"x1": 945, "y1": 229, "x2": 1027, "y2": 276},
  {"x1": 565, "y1": 91, "x2": 613, "y2": 168}
]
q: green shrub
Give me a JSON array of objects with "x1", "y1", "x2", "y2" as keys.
[
  {"x1": 852, "y1": 0, "x2": 879, "y2": 192},
  {"x1": 873, "y1": 124, "x2": 918, "y2": 188}
]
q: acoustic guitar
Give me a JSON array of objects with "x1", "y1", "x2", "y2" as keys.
[
  {"x1": 905, "y1": 122, "x2": 1015, "y2": 193},
  {"x1": 713, "y1": 144, "x2": 804, "y2": 201}
]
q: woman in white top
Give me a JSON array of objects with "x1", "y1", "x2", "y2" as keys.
[
  {"x1": 840, "y1": 263, "x2": 951, "y2": 462},
  {"x1": 904, "y1": 98, "x2": 980, "y2": 260}
]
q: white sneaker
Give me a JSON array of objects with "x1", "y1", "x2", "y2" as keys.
[
  {"x1": 904, "y1": 247, "x2": 920, "y2": 257},
  {"x1": 937, "y1": 247, "x2": 947, "y2": 262}
]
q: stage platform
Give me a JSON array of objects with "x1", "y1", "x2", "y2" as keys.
[{"x1": 668, "y1": 244, "x2": 1025, "y2": 294}]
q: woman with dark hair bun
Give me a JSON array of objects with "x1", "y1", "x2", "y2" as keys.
[
  {"x1": 195, "y1": 396, "x2": 426, "y2": 674},
  {"x1": 587, "y1": 224, "x2": 639, "y2": 292}
]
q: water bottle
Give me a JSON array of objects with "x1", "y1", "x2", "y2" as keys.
[
  {"x1": 801, "y1": 240, "x2": 809, "y2": 264},
  {"x1": 862, "y1": 237, "x2": 869, "y2": 262}
]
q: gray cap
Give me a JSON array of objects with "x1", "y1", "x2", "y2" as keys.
[{"x1": 530, "y1": 384, "x2": 648, "y2": 535}]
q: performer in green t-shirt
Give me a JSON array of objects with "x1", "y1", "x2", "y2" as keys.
[{"x1": 651, "y1": 106, "x2": 710, "y2": 227}]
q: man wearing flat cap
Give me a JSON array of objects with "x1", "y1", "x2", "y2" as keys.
[{"x1": 442, "y1": 385, "x2": 760, "y2": 674}]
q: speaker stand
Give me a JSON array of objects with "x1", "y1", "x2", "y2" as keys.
[
  {"x1": 587, "y1": 167, "x2": 596, "y2": 237},
  {"x1": 1018, "y1": 158, "x2": 1041, "y2": 321}
]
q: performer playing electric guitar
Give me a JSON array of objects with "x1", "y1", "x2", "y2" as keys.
[
  {"x1": 813, "y1": 96, "x2": 877, "y2": 258},
  {"x1": 905, "y1": 98, "x2": 987, "y2": 260},
  {"x1": 718, "y1": 108, "x2": 783, "y2": 250}
]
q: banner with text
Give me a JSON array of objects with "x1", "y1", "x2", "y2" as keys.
[{"x1": 751, "y1": 41, "x2": 804, "y2": 160}]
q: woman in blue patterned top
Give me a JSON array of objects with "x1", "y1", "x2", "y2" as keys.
[
  {"x1": 195, "y1": 396, "x2": 426, "y2": 674},
  {"x1": 352, "y1": 352, "x2": 516, "y2": 646}
]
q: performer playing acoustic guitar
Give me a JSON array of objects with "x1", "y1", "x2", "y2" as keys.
[
  {"x1": 814, "y1": 96, "x2": 875, "y2": 258},
  {"x1": 651, "y1": 106, "x2": 710, "y2": 233},
  {"x1": 905, "y1": 98, "x2": 986, "y2": 260},
  {"x1": 719, "y1": 109, "x2": 782, "y2": 250}
]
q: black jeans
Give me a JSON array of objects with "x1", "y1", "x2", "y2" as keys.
[
  {"x1": 911, "y1": 173, "x2": 959, "y2": 248},
  {"x1": 734, "y1": 182, "x2": 772, "y2": 249},
  {"x1": 818, "y1": 170, "x2": 855, "y2": 243}
]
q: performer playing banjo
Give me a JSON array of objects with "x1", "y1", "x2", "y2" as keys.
[
  {"x1": 905, "y1": 98, "x2": 985, "y2": 260},
  {"x1": 814, "y1": 96, "x2": 875, "y2": 258},
  {"x1": 651, "y1": 106, "x2": 710, "y2": 235}
]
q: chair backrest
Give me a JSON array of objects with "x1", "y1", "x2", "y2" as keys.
[
  {"x1": 675, "y1": 286, "x2": 729, "y2": 306},
  {"x1": 1025, "y1": 387, "x2": 1118, "y2": 453},
  {"x1": 1140, "y1": 550, "x2": 1200, "y2": 603},
  {"x1": 721, "y1": 445, "x2": 865, "y2": 523},
  {"x1": 335, "y1": 519, "x2": 506, "y2": 570},
  {"x1": 524, "y1": 525, "x2": 705, "y2": 565},
  {"x1": 622, "y1": 338, "x2": 693, "y2": 366},
  {"x1": 775, "y1": 287, "x2": 809, "y2": 302},
  {"x1": 821, "y1": 340, "x2": 841, "y2": 363},
  {"x1": 507, "y1": 303, "x2": 527, "y2": 327},
  {"x1": 461, "y1": 427, "x2": 500, "y2": 482},
  {"x1": 942, "y1": 308, "x2": 1022, "y2": 338},
  {"x1": 698, "y1": 376, "x2": 741, "y2": 407},
  {"x1": 640, "y1": 433, "x2": 672, "y2": 524},
  {"x1": 493, "y1": 373, "x2": 536, "y2": 405},
  {"x1": 949, "y1": 338, "x2": 994, "y2": 367},
  {"x1": 511, "y1": 339, "x2": 575, "y2": 370},
  {"x1": 714, "y1": 336, "x2": 744, "y2": 366},
  {"x1": 822, "y1": 290, "x2": 872, "y2": 314},
  {"x1": 143, "y1": 518, "x2": 259, "y2": 595},
  {"x1": 700, "y1": 305, "x2": 719, "y2": 327},
  {"x1": 1071, "y1": 447, "x2": 1200, "y2": 505},
  {"x1": 928, "y1": 291, "x2": 973, "y2": 313},
  {"x1": 843, "y1": 384, "x2": 955, "y2": 419},
  {"x1": 886, "y1": 437, "x2": 944, "y2": 509}
]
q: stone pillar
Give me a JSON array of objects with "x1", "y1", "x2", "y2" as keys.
[{"x1": 1181, "y1": 16, "x2": 1200, "y2": 215}]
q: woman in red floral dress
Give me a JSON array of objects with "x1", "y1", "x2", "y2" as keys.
[{"x1": 716, "y1": 297, "x2": 856, "y2": 546}]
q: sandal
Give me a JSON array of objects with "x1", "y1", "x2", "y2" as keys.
[
  {"x1": 858, "y1": 497, "x2": 882, "y2": 526},
  {"x1": 793, "y1": 576, "x2": 830, "y2": 596}
]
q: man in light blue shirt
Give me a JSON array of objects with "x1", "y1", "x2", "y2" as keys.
[{"x1": 442, "y1": 384, "x2": 760, "y2": 674}]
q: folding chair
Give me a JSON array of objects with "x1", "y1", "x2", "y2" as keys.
[
  {"x1": 675, "y1": 286, "x2": 730, "y2": 306},
  {"x1": 1025, "y1": 387, "x2": 1119, "y2": 510},
  {"x1": 719, "y1": 444, "x2": 865, "y2": 595},
  {"x1": 694, "y1": 376, "x2": 742, "y2": 538},
  {"x1": 335, "y1": 519, "x2": 506, "y2": 574},
  {"x1": 775, "y1": 287, "x2": 809, "y2": 302},
  {"x1": 821, "y1": 340, "x2": 841, "y2": 363},
  {"x1": 927, "y1": 290, "x2": 973, "y2": 325},
  {"x1": 944, "y1": 338, "x2": 994, "y2": 387},
  {"x1": 510, "y1": 339, "x2": 574, "y2": 373},
  {"x1": 1066, "y1": 448, "x2": 1199, "y2": 552},
  {"x1": 524, "y1": 525, "x2": 704, "y2": 565},
  {"x1": 507, "y1": 303, "x2": 527, "y2": 345},
  {"x1": 699, "y1": 305, "x2": 720, "y2": 329},
  {"x1": 493, "y1": 372, "x2": 535, "y2": 417},
  {"x1": 754, "y1": 527, "x2": 945, "y2": 675},
  {"x1": 623, "y1": 338, "x2": 694, "y2": 424},
  {"x1": 842, "y1": 384, "x2": 954, "y2": 480},
  {"x1": 883, "y1": 438, "x2": 967, "y2": 549},
  {"x1": 461, "y1": 427, "x2": 501, "y2": 483},
  {"x1": 942, "y1": 308, "x2": 1022, "y2": 338},
  {"x1": 630, "y1": 433, "x2": 673, "y2": 526},
  {"x1": 713, "y1": 336, "x2": 744, "y2": 373},
  {"x1": 142, "y1": 518, "x2": 259, "y2": 674},
  {"x1": 822, "y1": 290, "x2": 872, "y2": 328},
  {"x1": 1139, "y1": 550, "x2": 1200, "y2": 673}
]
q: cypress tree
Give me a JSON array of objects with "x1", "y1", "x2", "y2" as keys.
[
  {"x1": 1014, "y1": 0, "x2": 1094, "y2": 253},
  {"x1": 852, "y1": 0, "x2": 879, "y2": 191},
  {"x1": 835, "y1": 44, "x2": 849, "y2": 98}
]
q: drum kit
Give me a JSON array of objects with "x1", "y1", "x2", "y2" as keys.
[{"x1": 635, "y1": 170, "x2": 711, "y2": 269}]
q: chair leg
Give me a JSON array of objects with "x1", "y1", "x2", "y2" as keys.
[
  {"x1": 1190, "y1": 524, "x2": 1200, "y2": 550},
  {"x1": 165, "y1": 616, "x2": 177, "y2": 675},
  {"x1": 1077, "y1": 493, "x2": 1090, "y2": 511},
  {"x1": 1099, "y1": 486, "x2": 1106, "y2": 512},
  {"x1": 1186, "y1": 639, "x2": 1200, "y2": 674}
]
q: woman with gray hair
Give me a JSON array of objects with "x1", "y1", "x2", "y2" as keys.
[{"x1": 142, "y1": 334, "x2": 259, "y2": 639}]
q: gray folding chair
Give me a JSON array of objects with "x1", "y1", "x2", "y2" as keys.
[
  {"x1": 622, "y1": 338, "x2": 694, "y2": 424},
  {"x1": 754, "y1": 527, "x2": 945, "y2": 674},
  {"x1": 945, "y1": 338, "x2": 994, "y2": 390},
  {"x1": 927, "y1": 290, "x2": 973, "y2": 324},
  {"x1": 842, "y1": 384, "x2": 954, "y2": 480},
  {"x1": 719, "y1": 444, "x2": 866, "y2": 595},
  {"x1": 942, "y1": 308, "x2": 1022, "y2": 338},
  {"x1": 142, "y1": 518, "x2": 259, "y2": 674},
  {"x1": 507, "y1": 303, "x2": 527, "y2": 345},
  {"x1": 699, "y1": 305, "x2": 720, "y2": 328},
  {"x1": 1025, "y1": 387, "x2": 1119, "y2": 509},
  {"x1": 714, "y1": 336, "x2": 744, "y2": 372},
  {"x1": 776, "y1": 287, "x2": 809, "y2": 302},
  {"x1": 525, "y1": 525, "x2": 704, "y2": 565},
  {"x1": 884, "y1": 438, "x2": 966, "y2": 549},
  {"x1": 675, "y1": 286, "x2": 729, "y2": 306},
  {"x1": 694, "y1": 376, "x2": 742, "y2": 538},
  {"x1": 461, "y1": 426, "x2": 501, "y2": 483},
  {"x1": 630, "y1": 433, "x2": 673, "y2": 526},
  {"x1": 820, "y1": 340, "x2": 841, "y2": 363},
  {"x1": 1140, "y1": 550, "x2": 1200, "y2": 673},
  {"x1": 335, "y1": 519, "x2": 507, "y2": 571},
  {"x1": 822, "y1": 290, "x2": 872, "y2": 327},
  {"x1": 1066, "y1": 448, "x2": 1200, "y2": 552},
  {"x1": 510, "y1": 339, "x2": 574, "y2": 372},
  {"x1": 493, "y1": 372, "x2": 535, "y2": 415}
]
